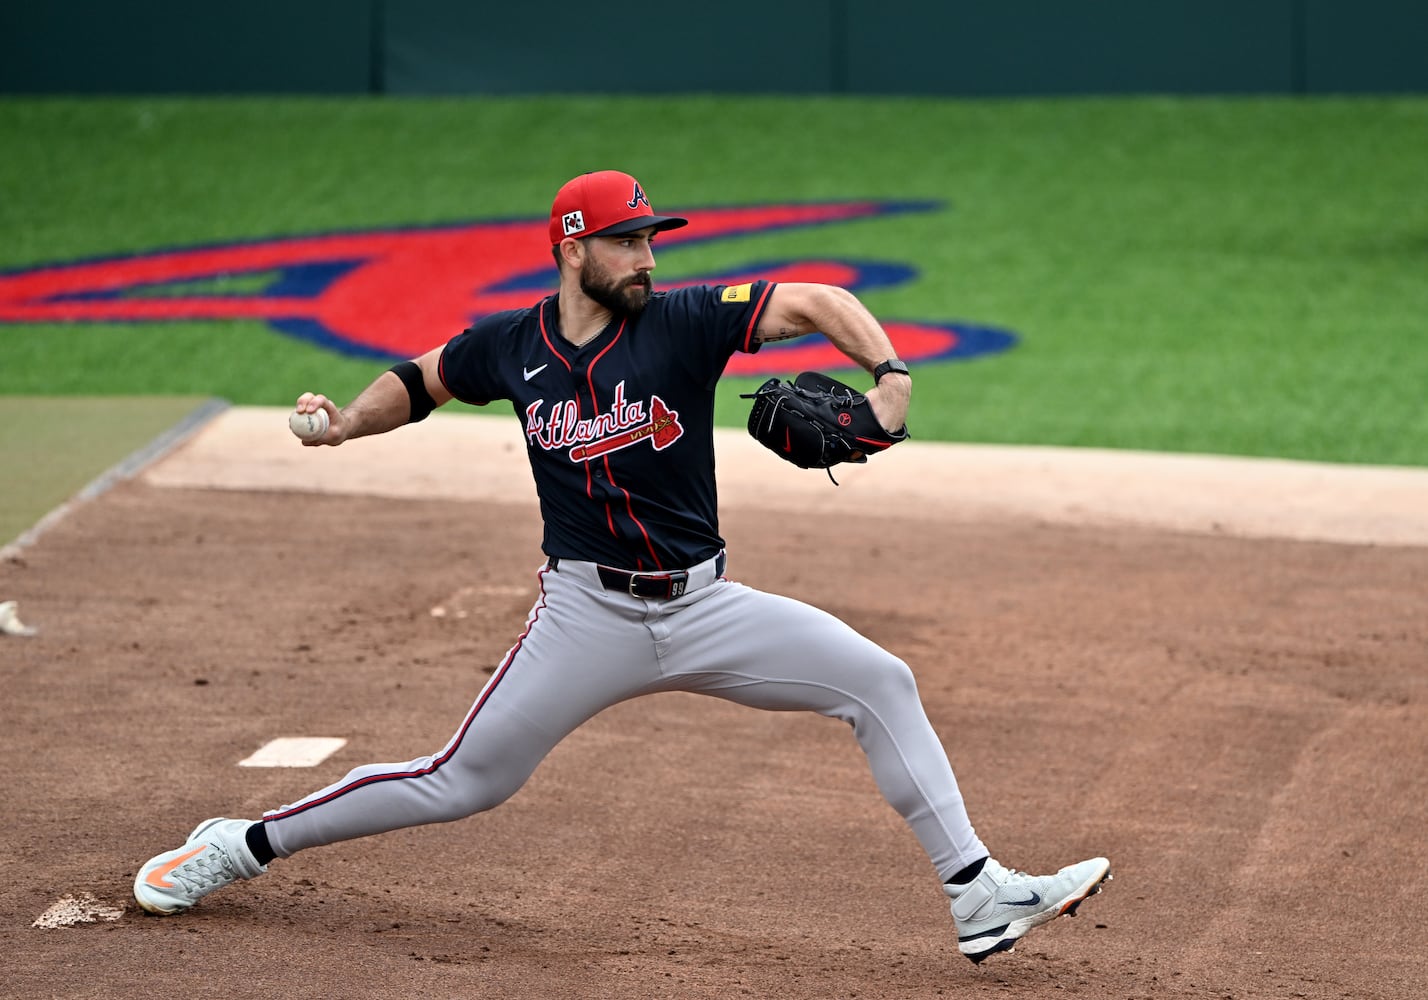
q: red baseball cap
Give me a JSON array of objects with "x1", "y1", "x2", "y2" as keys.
[{"x1": 548, "y1": 170, "x2": 689, "y2": 246}]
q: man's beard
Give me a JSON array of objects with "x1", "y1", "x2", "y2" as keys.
[{"x1": 580, "y1": 259, "x2": 652, "y2": 316}]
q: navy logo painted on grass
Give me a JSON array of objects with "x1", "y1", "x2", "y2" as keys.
[{"x1": 0, "y1": 201, "x2": 1016, "y2": 373}]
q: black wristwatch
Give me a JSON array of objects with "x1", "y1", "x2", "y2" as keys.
[{"x1": 873, "y1": 359, "x2": 910, "y2": 383}]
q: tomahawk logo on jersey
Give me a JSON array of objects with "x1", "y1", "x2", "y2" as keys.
[{"x1": 524, "y1": 382, "x2": 685, "y2": 462}]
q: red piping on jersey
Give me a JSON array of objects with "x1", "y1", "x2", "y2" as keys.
[
  {"x1": 584, "y1": 318, "x2": 626, "y2": 503},
  {"x1": 538, "y1": 298, "x2": 595, "y2": 494},
  {"x1": 742, "y1": 282, "x2": 777, "y2": 353},
  {"x1": 536, "y1": 298, "x2": 576, "y2": 373},
  {"x1": 584, "y1": 319, "x2": 664, "y2": 571},
  {"x1": 262, "y1": 565, "x2": 555, "y2": 824},
  {"x1": 608, "y1": 461, "x2": 661, "y2": 570}
]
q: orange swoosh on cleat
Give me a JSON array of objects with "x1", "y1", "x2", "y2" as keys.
[{"x1": 145, "y1": 845, "x2": 207, "y2": 889}]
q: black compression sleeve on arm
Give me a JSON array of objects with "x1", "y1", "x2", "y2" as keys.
[{"x1": 389, "y1": 360, "x2": 437, "y2": 423}]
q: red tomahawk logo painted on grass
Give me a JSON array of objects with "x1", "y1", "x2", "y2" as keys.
[{"x1": 569, "y1": 397, "x2": 683, "y2": 463}]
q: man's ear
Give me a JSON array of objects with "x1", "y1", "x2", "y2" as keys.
[{"x1": 558, "y1": 237, "x2": 584, "y2": 271}]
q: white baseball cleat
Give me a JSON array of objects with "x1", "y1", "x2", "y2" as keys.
[
  {"x1": 0, "y1": 600, "x2": 38, "y2": 637},
  {"x1": 133, "y1": 818, "x2": 267, "y2": 915},
  {"x1": 944, "y1": 856, "x2": 1111, "y2": 964}
]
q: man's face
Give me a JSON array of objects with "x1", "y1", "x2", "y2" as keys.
[{"x1": 579, "y1": 230, "x2": 656, "y2": 316}]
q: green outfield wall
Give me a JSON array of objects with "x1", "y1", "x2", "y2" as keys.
[{"x1": 2, "y1": 0, "x2": 1423, "y2": 96}]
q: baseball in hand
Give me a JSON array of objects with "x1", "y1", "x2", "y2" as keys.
[{"x1": 289, "y1": 408, "x2": 330, "y2": 441}]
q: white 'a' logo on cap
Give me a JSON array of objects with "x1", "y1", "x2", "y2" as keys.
[{"x1": 562, "y1": 210, "x2": 585, "y2": 236}]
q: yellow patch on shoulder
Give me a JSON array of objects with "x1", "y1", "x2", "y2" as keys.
[{"x1": 721, "y1": 283, "x2": 752, "y2": 303}]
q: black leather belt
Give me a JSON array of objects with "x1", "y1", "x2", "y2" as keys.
[
  {"x1": 549, "y1": 553, "x2": 726, "y2": 600},
  {"x1": 598, "y1": 565, "x2": 688, "y2": 598}
]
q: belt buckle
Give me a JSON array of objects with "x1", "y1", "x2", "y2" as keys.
[{"x1": 630, "y1": 570, "x2": 688, "y2": 599}]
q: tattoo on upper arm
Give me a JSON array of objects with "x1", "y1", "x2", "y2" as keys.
[{"x1": 755, "y1": 326, "x2": 806, "y2": 343}]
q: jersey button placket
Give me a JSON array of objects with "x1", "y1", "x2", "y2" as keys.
[{"x1": 575, "y1": 368, "x2": 612, "y2": 497}]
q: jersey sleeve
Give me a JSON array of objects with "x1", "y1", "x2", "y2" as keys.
[
  {"x1": 656, "y1": 280, "x2": 776, "y2": 387},
  {"x1": 711, "y1": 279, "x2": 776, "y2": 355},
  {"x1": 437, "y1": 311, "x2": 517, "y2": 405}
]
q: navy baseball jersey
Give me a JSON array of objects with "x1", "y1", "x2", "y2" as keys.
[{"x1": 438, "y1": 281, "x2": 775, "y2": 570}]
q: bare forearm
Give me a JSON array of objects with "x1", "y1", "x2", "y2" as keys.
[
  {"x1": 758, "y1": 284, "x2": 895, "y2": 372},
  {"x1": 292, "y1": 346, "x2": 451, "y2": 447},
  {"x1": 807, "y1": 287, "x2": 901, "y2": 372},
  {"x1": 340, "y1": 372, "x2": 420, "y2": 441},
  {"x1": 759, "y1": 283, "x2": 912, "y2": 432}
]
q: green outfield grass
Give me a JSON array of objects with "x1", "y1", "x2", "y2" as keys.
[
  {"x1": 2, "y1": 96, "x2": 1425, "y2": 467},
  {"x1": 0, "y1": 395, "x2": 211, "y2": 546}
]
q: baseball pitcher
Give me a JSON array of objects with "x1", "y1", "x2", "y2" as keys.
[{"x1": 134, "y1": 170, "x2": 1110, "y2": 964}]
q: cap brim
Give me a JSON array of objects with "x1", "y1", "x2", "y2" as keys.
[{"x1": 587, "y1": 215, "x2": 689, "y2": 238}]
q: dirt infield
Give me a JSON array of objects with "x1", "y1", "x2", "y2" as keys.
[{"x1": 3, "y1": 410, "x2": 1425, "y2": 999}]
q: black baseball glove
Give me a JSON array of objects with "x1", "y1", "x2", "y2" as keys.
[{"x1": 741, "y1": 371, "x2": 908, "y2": 479}]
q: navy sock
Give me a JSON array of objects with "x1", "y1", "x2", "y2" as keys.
[
  {"x1": 245, "y1": 821, "x2": 276, "y2": 866},
  {"x1": 946, "y1": 856, "x2": 988, "y2": 885}
]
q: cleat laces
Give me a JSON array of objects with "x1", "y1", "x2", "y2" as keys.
[{"x1": 170, "y1": 848, "x2": 239, "y2": 893}]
